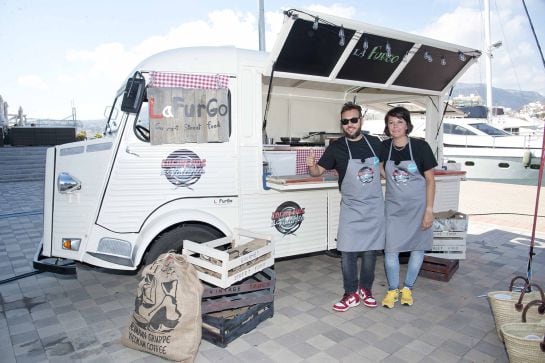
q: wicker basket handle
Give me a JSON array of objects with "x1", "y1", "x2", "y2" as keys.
[
  {"x1": 521, "y1": 299, "x2": 545, "y2": 352},
  {"x1": 515, "y1": 283, "x2": 545, "y2": 312},
  {"x1": 521, "y1": 299, "x2": 545, "y2": 322},
  {"x1": 509, "y1": 275, "x2": 530, "y2": 291}
]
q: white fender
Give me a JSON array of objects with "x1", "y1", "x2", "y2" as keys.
[{"x1": 132, "y1": 202, "x2": 233, "y2": 265}]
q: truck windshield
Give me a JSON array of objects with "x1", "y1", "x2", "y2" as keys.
[{"x1": 104, "y1": 95, "x2": 122, "y2": 135}]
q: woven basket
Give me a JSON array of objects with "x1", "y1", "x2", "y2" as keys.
[
  {"x1": 501, "y1": 300, "x2": 545, "y2": 363},
  {"x1": 487, "y1": 276, "x2": 544, "y2": 341}
]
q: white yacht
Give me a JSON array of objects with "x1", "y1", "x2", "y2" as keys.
[{"x1": 414, "y1": 118, "x2": 543, "y2": 182}]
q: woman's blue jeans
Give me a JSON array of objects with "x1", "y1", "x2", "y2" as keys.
[
  {"x1": 384, "y1": 250, "x2": 425, "y2": 290},
  {"x1": 341, "y1": 250, "x2": 377, "y2": 293}
]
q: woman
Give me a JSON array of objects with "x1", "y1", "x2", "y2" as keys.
[{"x1": 380, "y1": 106, "x2": 437, "y2": 308}]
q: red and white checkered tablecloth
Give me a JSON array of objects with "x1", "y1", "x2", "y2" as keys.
[
  {"x1": 149, "y1": 72, "x2": 229, "y2": 89},
  {"x1": 293, "y1": 147, "x2": 336, "y2": 176}
]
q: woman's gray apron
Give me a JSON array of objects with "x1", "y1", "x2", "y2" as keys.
[
  {"x1": 336, "y1": 136, "x2": 385, "y2": 252},
  {"x1": 384, "y1": 138, "x2": 432, "y2": 252}
]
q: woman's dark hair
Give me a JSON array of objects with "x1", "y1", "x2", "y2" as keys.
[
  {"x1": 383, "y1": 106, "x2": 413, "y2": 136},
  {"x1": 341, "y1": 102, "x2": 362, "y2": 117}
]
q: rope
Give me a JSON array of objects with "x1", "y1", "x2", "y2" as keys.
[{"x1": 521, "y1": 0, "x2": 545, "y2": 283}]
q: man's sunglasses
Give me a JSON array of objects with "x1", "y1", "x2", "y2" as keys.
[{"x1": 340, "y1": 117, "x2": 360, "y2": 125}]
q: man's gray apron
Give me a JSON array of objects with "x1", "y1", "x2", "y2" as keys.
[
  {"x1": 336, "y1": 136, "x2": 385, "y2": 252},
  {"x1": 384, "y1": 138, "x2": 432, "y2": 252}
]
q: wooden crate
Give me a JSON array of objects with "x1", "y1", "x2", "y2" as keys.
[
  {"x1": 182, "y1": 228, "x2": 274, "y2": 288},
  {"x1": 202, "y1": 268, "x2": 275, "y2": 314},
  {"x1": 426, "y1": 236, "x2": 466, "y2": 260},
  {"x1": 202, "y1": 302, "x2": 274, "y2": 347},
  {"x1": 419, "y1": 256, "x2": 459, "y2": 282}
]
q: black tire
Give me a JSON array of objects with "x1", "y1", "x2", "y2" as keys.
[{"x1": 143, "y1": 224, "x2": 224, "y2": 265}]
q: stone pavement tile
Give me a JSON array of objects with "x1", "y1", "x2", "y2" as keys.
[
  {"x1": 463, "y1": 348, "x2": 501, "y2": 362},
  {"x1": 10, "y1": 329, "x2": 40, "y2": 346},
  {"x1": 33, "y1": 316, "x2": 60, "y2": 329},
  {"x1": 9, "y1": 321, "x2": 35, "y2": 335},
  {"x1": 254, "y1": 339, "x2": 287, "y2": 357},
  {"x1": 108, "y1": 347, "x2": 151, "y2": 362},
  {"x1": 336, "y1": 320, "x2": 365, "y2": 335},
  {"x1": 287, "y1": 341, "x2": 320, "y2": 359},
  {"x1": 473, "y1": 339, "x2": 508, "y2": 359},
  {"x1": 373, "y1": 337, "x2": 405, "y2": 355},
  {"x1": 439, "y1": 338, "x2": 472, "y2": 356},
  {"x1": 366, "y1": 321, "x2": 397, "y2": 338},
  {"x1": 429, "y1": 346, "x2": 469, "y2": 363},
  {"x1": 0, "y1": 346, "x2": 16, "y2": 363},
  {"x1": 397, "y1": 323, "x2": 426, "y2": 339},
  {"x1": 305, "y1": 333, "x2": 337, "y2": 351},
  {"x1": 323, "y1": 341, "x2": 357, "y2": 360},
  {"x1": 404, "y1": 339, "x2": 436, "y2": 355},
  {"x1": 12, "y1": 337, "x2": 45, "y2": 358},
  {"x1": 356, "y1": 345, "x2": 389, "y2": 361},
  {"x1": 36, "y1": 323, "x2": 65, "y2": 341},
  {"x1": 199, "y1": 346, "x2": 240, "y2": 362}
]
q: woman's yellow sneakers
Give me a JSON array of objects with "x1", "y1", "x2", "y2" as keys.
[
  {"x1": 400, "y1": 287, "x2": 413, "y2": 306},
  {"x1": 381, "y1": 289, "x2": 399, "y2": 308}
]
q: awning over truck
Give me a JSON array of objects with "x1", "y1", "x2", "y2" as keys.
[{"x1": 268, "y1": 9, "x2": 481, "y2": 96}]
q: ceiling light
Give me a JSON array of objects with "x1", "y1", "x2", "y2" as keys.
[
  {"x1": 385, "y1": 41, "x2": 392, "y2": 58},
  {"x1": 312, "y1": 17, "x2": 319, "y2": 31},
  {"x1": 424, "y1": 51, "x2": 433, "y2": 62},
  {"x1": 339, "y1": 26, "x2": 345, "y2": 46},
  {"x1": 440, "y1": 55, "x2": 447, "y2": 66},
  {"x1": 458, "y1": 51, "x2": 466, "y2": 62}
]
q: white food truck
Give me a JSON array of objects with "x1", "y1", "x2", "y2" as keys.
[{"x1": 34, "y1": 10, "x2": 480, "y2": 273}]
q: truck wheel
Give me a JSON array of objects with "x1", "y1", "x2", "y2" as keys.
[{"x1": 143, "y1": 224, "x2": 224, "y2": 266}]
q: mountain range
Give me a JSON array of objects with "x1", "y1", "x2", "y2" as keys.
[{"x1": 452, "y1": 83, "x2": 544, "y2": 111}]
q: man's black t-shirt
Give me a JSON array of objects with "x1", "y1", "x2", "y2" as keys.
[
  {"x1": 318, "y1": 134, "x2": 383, "y2": 189},
  {"x1": 380, "y1": 137, "x2": 438, "y2": 177}
]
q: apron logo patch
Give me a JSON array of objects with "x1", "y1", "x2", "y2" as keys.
[
  {"x1": 392, "y1": 168, "x2": 409, "y2": 184},
  {"x1": 357, "y1": 166, "x2": 374, "y2": 184},
  {"x1": 161, "y1": 149, "x2": 206, "y2": 187},
  {"x1": 407, "y1": 162, "x2": 418, "y2": 173},
  {"x1": 271, "y1": 201, "x2": 305, "y2": 235}
]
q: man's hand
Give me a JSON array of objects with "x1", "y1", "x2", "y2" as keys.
[{"x1": 306, "y1": 152, "x2": 316, "y2": 167}]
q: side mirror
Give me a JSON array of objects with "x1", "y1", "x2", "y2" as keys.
[
  {"x1": 104, "y1": 106, "x2": 119, "y2": 120},
  {"x1": 121, "y1": 75, "x2": 146, "y2": 113}
]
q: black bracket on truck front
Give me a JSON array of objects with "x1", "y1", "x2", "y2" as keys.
[{"x1": 33, "y1": 240, "x2": 77, "y2": 275}]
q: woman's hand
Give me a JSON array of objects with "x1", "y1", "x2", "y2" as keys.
[{"x1": 421, "y1": 208, "x2": 434, "y2": 230}]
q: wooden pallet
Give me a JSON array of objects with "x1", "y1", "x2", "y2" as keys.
[
  {"x1": 202, "y1": 301, "x2": 274, "y2": 347},
  {"x1": 419, "y1": 256, "x2": 459, "y2": 282}
]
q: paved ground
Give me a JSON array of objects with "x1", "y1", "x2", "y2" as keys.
[{"x1": 1, "y1": 180, "x2": 544, "y2": 362}]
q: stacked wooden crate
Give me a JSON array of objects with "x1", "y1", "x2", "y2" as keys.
[
  {"x1": 428, "y1": 210, "x2": 468, "y2": 259},
  {"x1": 182, "y1": 229, "x2": 275, "y2": 347},
  {"x1": 420, "y1": 210, "x2": 468, "y2": 281}
]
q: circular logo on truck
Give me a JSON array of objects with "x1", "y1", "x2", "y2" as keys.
[
  {"x1": 271, "y1": 201, "x2": 305, "y2": 235},
  {"x1": 161, "y1": 149, "x2": 206, "y2": 187}
]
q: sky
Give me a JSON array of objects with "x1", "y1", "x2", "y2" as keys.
[{"x1": 1, "y1": 0, "x2": 544, "y2": 120}]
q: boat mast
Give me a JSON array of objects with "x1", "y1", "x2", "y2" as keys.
[
  {"x1": 484, "y1": 0, "x2": 502, "y2": 121},
  {"x1": 484, "y1": 0, "x2": 492, "y2": 119}
]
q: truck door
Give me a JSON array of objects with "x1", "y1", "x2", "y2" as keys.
[{"x1": 48, "y1": 123, "x2": 120, "y2": 260}]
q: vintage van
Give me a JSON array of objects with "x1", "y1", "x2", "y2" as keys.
[{"x1": 34, "y1": 9, "x2": 480, "y2": 273}]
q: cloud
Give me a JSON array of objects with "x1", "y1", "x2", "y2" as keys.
[
  {"x1": 17, "y1": 74, "x2": 48, "y2": 90},
  {"x1": 417, "y1": 4, "x2": 545, "y2": 96}
]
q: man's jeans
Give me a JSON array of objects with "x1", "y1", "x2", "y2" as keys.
[{"x1": 341, "y1": 251, "x2": 377, "y2": 293}]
